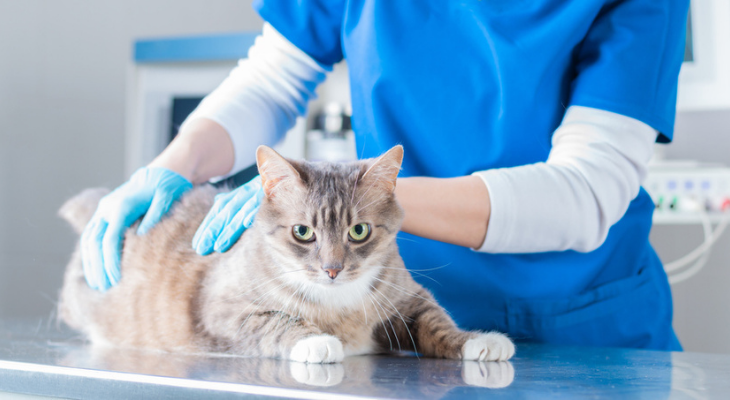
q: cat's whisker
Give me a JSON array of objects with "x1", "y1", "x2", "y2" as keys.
[
  {"x1": 366, "y1": 291, "x2": 393, "y2": 351},
  {"x1": 360, "y1": 293, "x2": 369, "y2": 326},
  {"x1": 407, "y1": 263, "x2": 452, "y2": 273},
  {"x1": 374, "y1": 266, "x2": 442, "y2": 286},
  {"x1": 355, "y1": 196, "x2": 382, "y2": 214},
  {"x1": 222, "y1": 278, "x2": 282, "y2": 303},
  {"x1": 283, "y1": 281, "x2": 304, "y2": 315},
  {"x1": 224, "y1": 268, "x2": 308, "y2": 302},
  {"x1": 372, "y1": 277, "x2": 440, "y2": 308},
  {"x1": 373, "y1": 295, "x2": 411, "y2": 325},
  {"x1": 235, "y1": 302, "x2": 270, "y2": 338},
  {"x1": 405, "y1": 263, "x2": 451, "y2": 286},
  {"x1": 273, "y1": 281, "x2": 305, "y2": 335},
  {"x1": 392, "y1": 272, "x2": 443, "y2": 286},
  {"x1": 239, "y1": 294, "x2": 288, "y2": 346},
  {"x1": 216, "y1": 273, "x2": 290, "y2": 303},
  {"x1": 352, "y1": 171, "x2": 388, "y2": 210},
  {"x1": 291, "y1": 283, "x2": 308, "y2": 327},
  {"x1": 352, "y1": 181, "x2": 375, "y2": 209},
  {"x1": 407, "y1": 271, "x2": 442, "y2": 286},
  {"x1": 349, "y1": 172, "x2": 360, "y2": 205},
  {"x1": 292, "y1": 281, "x2": 313, "y2": 329},
  {"x1": 369, "y1": 285, "x2": 402, "y2": 352},
  {"x1": 372, "y1": 277, "x2": 433, "y2": 305},
  {"x1": 235, "y1": 282, "x2": 289, "y2": 337},
  {"x1": 371, "y1": 285, "x2": 418, "y2": 355}
]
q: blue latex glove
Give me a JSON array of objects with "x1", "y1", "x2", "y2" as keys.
[
  {"x1": 192, "y1": 175, "x2": 263, "y2": 255},
  {"x1": 81, "y1": 167, "x2": 192, "y2": 291}
]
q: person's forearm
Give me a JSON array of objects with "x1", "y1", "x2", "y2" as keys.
[
  {"x1": 394, "y1": 176, "x2": 491, "y2": 249},
  {"x1": 177, "y1": 24, "x2": 329, "y2": 180},
  {"x1": 148, "y1": 118, "x2": 234, "y2": 184}
]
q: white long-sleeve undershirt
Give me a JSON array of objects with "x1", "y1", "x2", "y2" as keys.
[
  {"x1": 183, "y1": 23, "x2": 657, "y2": 254},
  {"x1": 181, "y1": 23, "x2": 331, "y2": 179},
  {"x1": 473, "y1": 106, "x2": 655, "y2": 253}
]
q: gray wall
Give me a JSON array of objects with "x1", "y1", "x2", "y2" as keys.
[
  {"x1": 653, "y1": 110, "x2": 730, "y2": 354},
  {"x1": 0, "y1": 0, "x2": 262, "y2": 317},
  {"x1": 0, "y1": 0, "x2": 729, "y2": 354}
]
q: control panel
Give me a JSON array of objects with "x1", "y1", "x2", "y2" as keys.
[{"x1": 645, "y1": 162, "x2": 730, "y2": 224}]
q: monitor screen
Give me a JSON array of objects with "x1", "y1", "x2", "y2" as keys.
[{"x1": 170, "y1": 97, "x2": 203, "y2": 143}]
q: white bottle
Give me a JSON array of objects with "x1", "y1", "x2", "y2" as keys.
[{"x1": 306, "y1": 103, "x2": 357, "y2": 162}]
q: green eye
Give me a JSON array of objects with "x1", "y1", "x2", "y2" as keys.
[
  {"x1": 348, "y1": 223, "x2": 371, "y2": 242},
  {"x1": 292, "y1": 225, "x2": 315, "y2": 242}
]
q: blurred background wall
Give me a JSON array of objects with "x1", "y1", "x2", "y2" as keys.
[
  {"x1": 0, "y1": 0, "x2": 729, "y2": 354},
  {"x1": 653, "y1": 110, "x2": 730, "y2": 354},
  {"x1": 0, "y1": 0, "x2": 263, "y2": 317}
]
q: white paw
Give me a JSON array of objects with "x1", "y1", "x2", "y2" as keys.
[
  {"x1": 290, "y1": 362, "x2": 344, "y2": 386},
  {"x1": 462, "y1": 361, "x2": 515, "y2": 388},
  {"x1": 290, "y1": 335, "x2": 345, "y2": 364},
  {"x1": 462, "y1": 333, "x2": 515, "y2": 361}
]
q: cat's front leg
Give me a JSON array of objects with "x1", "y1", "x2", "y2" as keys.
[
  {"x1": 406, "y1": 290, "x2": 514, "y2": 361},
  {"x1": 229, "y1": 311, "x2": 344, "y2": 363}
]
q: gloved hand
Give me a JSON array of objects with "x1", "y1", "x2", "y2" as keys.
[
  {"x1": 192, "y1": 175, "x2": 263, "y2": 255},
  {"x1": 81, "y1": 167, "x2": 192, "y2": 291}
]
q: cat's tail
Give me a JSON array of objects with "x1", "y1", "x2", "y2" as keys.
[{"x1": 59, "y1": 188, "x2": 109, "y2": 234}]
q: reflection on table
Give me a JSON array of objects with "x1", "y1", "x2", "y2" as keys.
[{"x1": 1, "y1": 320, "x2": 729, "y2": 399}]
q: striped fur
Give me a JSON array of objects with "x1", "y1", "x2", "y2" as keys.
[{"x1": 58, "y1": 146, "x2": 514, "y2": 362}]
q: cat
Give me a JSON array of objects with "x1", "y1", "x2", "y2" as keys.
[{"x1": 58, "y1": 145, "x2": 514, "y2": 363}]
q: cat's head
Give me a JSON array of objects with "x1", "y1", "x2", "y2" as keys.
[{"x1": 251, "y1": 145, "x2": 404, "y2": 302}]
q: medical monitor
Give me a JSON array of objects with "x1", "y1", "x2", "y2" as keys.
[{"x1": 677, "y1": 0, "x2": 730, "y2": 111}]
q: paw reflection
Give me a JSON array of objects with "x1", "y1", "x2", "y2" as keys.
[
  {"x1": 462, "y1": 361, "x2": 515, "y2": 389},
  {"x1": 290, "y1": 362, "x2": 344, "y2": 386},
  {"x1": 59, "y1": 344, "x2": 515, "y2": 396}
]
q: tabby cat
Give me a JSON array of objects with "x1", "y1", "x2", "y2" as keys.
[{"x1": 58, "y1": 145, "x2": 514, "y2": 363}]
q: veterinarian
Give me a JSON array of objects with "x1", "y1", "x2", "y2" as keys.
[{"x1": 82, "y1": 0, "x2": 689, "y2": 351}]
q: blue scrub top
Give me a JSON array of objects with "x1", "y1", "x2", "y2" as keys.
[{"x1": 255, "y1": 0, "x2": 689, "y2": 351}]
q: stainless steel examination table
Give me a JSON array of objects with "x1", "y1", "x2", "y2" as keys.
[{"x1": 1, "y1": 319, "x2": 728, "y2": 399}]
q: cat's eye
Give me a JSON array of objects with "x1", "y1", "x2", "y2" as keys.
[
  {"x1": 292, "y1": 225, "x2": 315, "y2": 242},
  {"x1": 348, "y1": 223, "x2": 371, "y2": 243}
]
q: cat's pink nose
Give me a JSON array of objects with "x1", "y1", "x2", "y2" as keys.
[{"x1": 323, "y1": 264, "x2": 342, "y2": 279}]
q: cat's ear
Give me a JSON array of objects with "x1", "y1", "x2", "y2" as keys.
[
  {"x1": 256, "y1": 145, "x2": 302, "y2": 197},
  {"x1": 360, "y1": 145, "x2": 404, "y2": 193}
]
